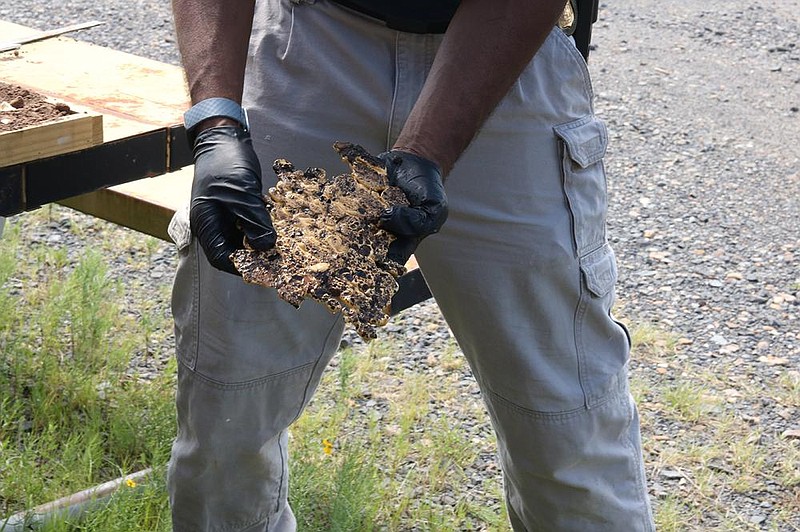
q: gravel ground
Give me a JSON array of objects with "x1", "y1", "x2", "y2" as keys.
[
  {"x1": 593, "y1": 2, "x2": 799, "y2": 527},
  {"x1": 2, "y1": 0, "x2": 799, "y2": 529}
]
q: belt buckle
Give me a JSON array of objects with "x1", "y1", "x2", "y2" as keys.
[{"x1": 558, "y1": 0, "x2": 578, "y2": 36}]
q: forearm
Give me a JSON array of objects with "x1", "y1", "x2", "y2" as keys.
[
  {"x1": 394, "y1": 0, "x2": 566, "y2": 176},
  {"x1": 172, "y1": 0, "x2": 255, "y2": 104}
]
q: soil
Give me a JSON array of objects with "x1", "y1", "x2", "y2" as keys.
[{"x1": 0, "y1": 81, "x2": 72, "y2": 132}]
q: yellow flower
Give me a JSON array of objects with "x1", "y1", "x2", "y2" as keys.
[
  {"x1": 322, "y1": 438, "x2": 334, "y2": 455},
  {"x1": 125, "y1": 478, "x2": 137, "y2": 488}
]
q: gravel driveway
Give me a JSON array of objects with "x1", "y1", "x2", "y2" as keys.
[
  {"x1": 1, "y1": 0, "x2": 798, "y2": 529},
  {"x1": 597, "y1": 0, "x2": 799, "y2": 372}
]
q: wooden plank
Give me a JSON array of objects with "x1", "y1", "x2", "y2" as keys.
[
  {"x1": 0, "y1": 111, "x2": 102, "y2": 167},
  {"x1": 0, "y1": 20, "x2": 190, "y2": 141},
  {"x1": 59, "y1": 168, "x2": 193, "y2": 241}
]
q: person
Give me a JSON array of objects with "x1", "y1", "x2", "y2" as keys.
[{"x1": 166, "y1": 0, "x2": 656, "y2": 530}]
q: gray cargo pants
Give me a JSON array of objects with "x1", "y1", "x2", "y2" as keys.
[{"x1": 167, "y1": 1, "x2": 655, "y2": 530}]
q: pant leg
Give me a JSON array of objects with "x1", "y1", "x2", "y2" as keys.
[
  {"x1": 410, "y1": 29, "x2": 656, "y2": 531},
  {"x1": 167, "y1": 1, "x2": 403, "y2": 530},
  {"x1": 167, "y1": 222, "x2": 345, "y2": 532}
]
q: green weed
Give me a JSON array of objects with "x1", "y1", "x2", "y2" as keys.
[{"x1": 0, "y1": 218, "x2": 176, "y2": 527}]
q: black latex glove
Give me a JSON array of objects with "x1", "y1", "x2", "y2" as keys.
[
  {"x1": 190, "y1": 126, "x2": 276, "y2": 275},
  {"x1": 378, "y1": 150, "x2": 449, "y2": 265}
]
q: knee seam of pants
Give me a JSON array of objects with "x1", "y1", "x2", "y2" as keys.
[
  {"x1": 178, "y1": 359, "x2": 317, "y2": 390},
  {"x1": 173, "y1": 513, "x2": 269, "y2": 532},
  {"x1": 484, "y1": 379, "x2": 625, "y2": 423}
]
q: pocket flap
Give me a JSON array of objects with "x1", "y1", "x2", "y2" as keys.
[
  {"x1": 554, "y1": 116, "x2": 608, "y2": 169},
  {"x1": 580, "y1": 244, "x2": 617, "y2": 298}
]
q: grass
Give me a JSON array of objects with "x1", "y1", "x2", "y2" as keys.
[
  {"x1": 626, "y1": 320, "x2": 800, "y2": 531},
  {"x1": 0, "y1": 218, "x2": 176, "y2": 531},
  {"x1": 1, "y1": 209, "x2": 799, "y2": 530},
  {"x1": 288, "y1": 342, "x2": 506, "y2": 531},
  {"x1": 0, "y1": 212, "x2": 506, "y2": 531}
]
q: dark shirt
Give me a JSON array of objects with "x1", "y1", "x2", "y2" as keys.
[{"x1": 330, "y1": 0, "x2": 461, "y2": 33}]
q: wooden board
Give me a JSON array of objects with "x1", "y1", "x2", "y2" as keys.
[
  {"x1": 0, "y1": 19, "x2": 191, "y2": 238},
  {"x1": 0, "y1": 110, "x2": 103, "y2": 167},
  {"x1": 0, "y1": 20, "x2": 190, "y2": 141},
  {"x1": 60, "y1": 167, "x2": 193, "y2": 241}
]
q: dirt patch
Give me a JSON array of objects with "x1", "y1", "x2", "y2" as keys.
[{"x1": 0, "y1": 81, "x2": 72, "y2": 132}]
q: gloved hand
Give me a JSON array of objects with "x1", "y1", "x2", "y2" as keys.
[
  {"x1": 190, "y1": 126, "x2": 276, "y2": 275},
  {"x1": 378, "y1": 150, "x2": 449, "y2": 265}
]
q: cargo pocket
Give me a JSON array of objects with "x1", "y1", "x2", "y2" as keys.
[
  {"x1": 576, "y1": 243, "x2": 630, "y2": 405},
  {"x1": 580, "y1": 241, "x2": 617, "y2": 299},
  {"x1": 554, "y1": 115, "x2": 609, "y2": 257}
]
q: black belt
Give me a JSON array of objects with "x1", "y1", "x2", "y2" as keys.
[
  {"x1": 330, "y1": 0, "x2": 598, "y2": 60},
  {"x1": 330, "y1": 0, "x2": 456, "y2": 34}
]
